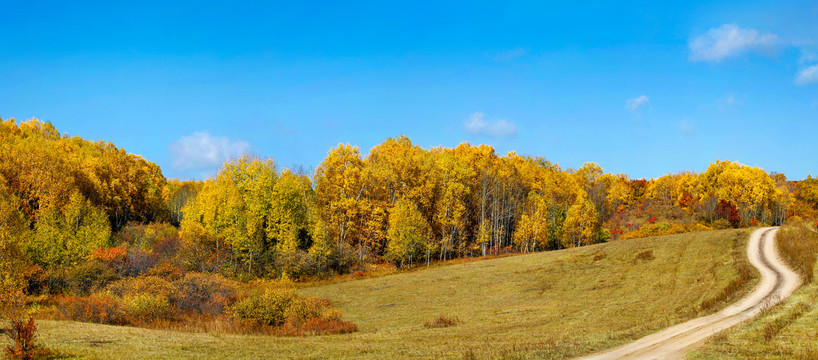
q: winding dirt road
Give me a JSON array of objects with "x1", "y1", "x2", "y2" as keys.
[{"x1": 578, "y1": 227, "x2": 801, "y2": 360}]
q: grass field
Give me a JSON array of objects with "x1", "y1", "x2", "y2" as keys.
[
  {"x1": 30, "y1": 229, "x2": 753, "y2": 359},
  {"x1": 688, "y1": 223, "x2": 818, "y2": 360}
]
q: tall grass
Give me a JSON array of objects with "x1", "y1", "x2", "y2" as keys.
[
  {"x1": 698, "y1": 232, "x2": 754, "y2": 312},
  {"x1": 777, "y1": 223, "x2": 818, "y2": 283}
]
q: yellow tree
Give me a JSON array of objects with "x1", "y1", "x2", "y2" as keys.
[
  {"x1": 645, "y1": 175, "x2": 676, "y2": 205},
  {"x1": 0, "y1": 176, "x2": 30, "y2": 293},
  {"x1": 269, "y1": 169, "x2": 313, "y2": 254},
  {"x1": 314, "y1": 144, "x2": 366, "y2": 250},
  {"x1": 562, "y1": 195, "x2": 598, "y2": 248},
  {"x1": 513, "y1": 191, "x2": 548, "y2": 252},
  {"x1": 26, "y1": 191, "x2": 110, "y2": 267},
  {"x1": 432, "y1": 148, "x2": 474, "y2": 260},
  {"x1": 364, "y1": 137, "x2": 437, "y2": 258},
  {"x1": 540, "y1": 165, "x2": 584, "y2": 249},
  {"x1": 308, "y1": 217, "x2": 334, "y2": 273},
  {"x1": 181, "y1": 156, "x2": 278, "y2": 275},
  {"x1": 386, "y1": 198, "x2": 430, "y2": 268}
]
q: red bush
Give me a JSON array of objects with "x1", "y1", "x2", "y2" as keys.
[
  {"x1": 5, "y1": 317, "x2": 40, "y2": 360},
  {"x1": 715, "y1": 200, "x2": 741, "y2": 228},
  {"x1": 647, "y1": 216, "x2": 657, "y2": 224}
]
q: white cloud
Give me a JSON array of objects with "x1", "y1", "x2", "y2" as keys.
[
  {"x1": 464, "y1": 112, "x2": 517, "y2": 138},
  {"x1": 689, "y1": 24, "x2": 778, "y2": 62},
  {"x1": 168, "y1": 131, "x2": 251, "y2": 170},
  {"x1": 795, "y1": 64, "x2": 818, "y2": 85},
  {"x1": 625, "y1": 95, "x2": 650, "y2": 112}
]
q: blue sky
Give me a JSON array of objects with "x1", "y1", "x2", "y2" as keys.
[{"x1": 1, "y1": 0, "x2": 816, "y2": 180}]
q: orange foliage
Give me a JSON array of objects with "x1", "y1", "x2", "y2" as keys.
[
  {"x1": 5, "y1": 317, "x2": 43, "y2": 360},
  {"x1": 90, "y1": 246, "x2": 127, "y2": 263}
]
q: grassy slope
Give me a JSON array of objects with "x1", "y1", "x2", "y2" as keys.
[
  {"x1": 689, "y1": 225, "x2": 818, "y2": 360},
  {"x1": 33, "y1": 229, "x2": 752, "y2": 360}
]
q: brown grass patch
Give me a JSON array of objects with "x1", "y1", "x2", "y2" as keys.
[
  {"x1": 424, "y1": 315, "x2": 461, "y2": 328},
  {"x1": 777, "y1": 223, "x2": 818, "y2": 283},
  {"x1": 635, "y1": 250, "x2": 654, "y2": 260}
]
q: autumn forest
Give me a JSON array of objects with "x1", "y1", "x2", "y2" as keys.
[{"x1": 1, "y1": 118, "x2": 818, "y2": 356}]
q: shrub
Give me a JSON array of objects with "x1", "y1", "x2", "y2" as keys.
[
  {"x1": 105, "y1": 276, "x2": 179, "y2": 301},
  {"x1": 424, "y1": 315, "x2": 462, "y2": 328},
  {"x1": 231, "y1": 289, "x2": 356, "y2": 336},
  {"x1": 28, "y1": 267, "x2": 70, "y2": 295},
  {"x1": 284, "y1": 297, "x2": 331, "y2": 325},
  {"x1": 232, "y1": 289, "x2": 296, "y2": 327},
  {"x1": 715, "y1": 200, "x2": 741, "y2": 228},
  {"x1": 122, "y1": 294, "x2": 177, "y2": 323},
  {"x1": 174, "y1": 272, "x2": 238, "y2": 315},
  {"x1": 124, "y1": 247, "x2": 157, "y2": 277},
  {"x1": 56, "y1": 294, "x2": 126, "y2": 325},
  {"x1": 90, "y1": 246, "x2": 127, "y2": 274},
  {"x1": 712, "y1": 219, "x2": 732, "y2": 230},
  {"x1": 5, "y1": 317, "x2": 42, "y2": 360},
  {"x1": 145, "y1": 261, "x2": 185, "y2": 281},
  {"x1": 66, "y1": 261, "x2": 117, "y2": 295},
  {"x1": 115, "y1": 222, "x2": 178, "y2": 250}
]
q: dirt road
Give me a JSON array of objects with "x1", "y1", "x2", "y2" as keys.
[{"x1": 577, "y1": 227, "x2": 801, "y2": 360}]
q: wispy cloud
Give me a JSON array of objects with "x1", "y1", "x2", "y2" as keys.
[
  {"x1": 168, "y1": 131, "x2": 251, "y2": 171},
  {"x1": 689, "y1": 24, "x2": 778, "y2": 62},
  {"x1": 489, "y1": 48, "x2": 527, "y2": 62},
  {"x1": 680, "y1": 121, "x2": 695, "y2": 136},
  {"x1": 464, "y1": 112, "x2": 517, "y2": 139},
  {"x1": 795, "y1": 64, "x2": 818, "y2": 85},
  {"x1": 719, "y1": 93, "x2": 737, "y2": 110},
  {"x1": 626, "y1": 95, "x2": 650, "y2": 112}
]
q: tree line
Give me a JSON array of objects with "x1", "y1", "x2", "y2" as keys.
[{"x1": 2, "y1": 119, "x2": 817, "y2": 283}]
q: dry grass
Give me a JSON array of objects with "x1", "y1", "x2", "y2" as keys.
[
  {"x1": 697, "y1": 232, "x2": 755, "y2": 313},
  {"x1": 690, "y1": 223, "x2": 818, "y2": 360},
  {"x1": 23, "y1": 229, "x2": 755, "y2": 359},
  {"x1": 777, "y1": 222, "x2": 818, "y2": 283},
  {"x1": 635, "y1": 250, "x2": 655, "y2": 260},
  {"x1": 424, "y1": 315, "x2": 461, "y2": 329}
]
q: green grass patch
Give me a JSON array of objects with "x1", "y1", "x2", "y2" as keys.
[{"x1": 24, "y1": 229, "x2": 754, "y2": 359}]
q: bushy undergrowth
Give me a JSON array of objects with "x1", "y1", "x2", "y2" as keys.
[
  {"x1": 619, "y1": 222, "x2": 711, "y2": 240},
  {"x1": 777, "y1": 222, "x2": 818, "y2": 283},
  {"x1": 48, "y1": 274, "x2": 354, "y2": 336},
  {"x1": 231, "y1": 288, "x2": 356, "y2": 336},
  {"x1": 55, "y1": 294, "x2": 126, "y2": 325}
]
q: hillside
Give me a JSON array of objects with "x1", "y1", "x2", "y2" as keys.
[{"x1": 32, "y1": 229, "x2": 754, "y2": 359}]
